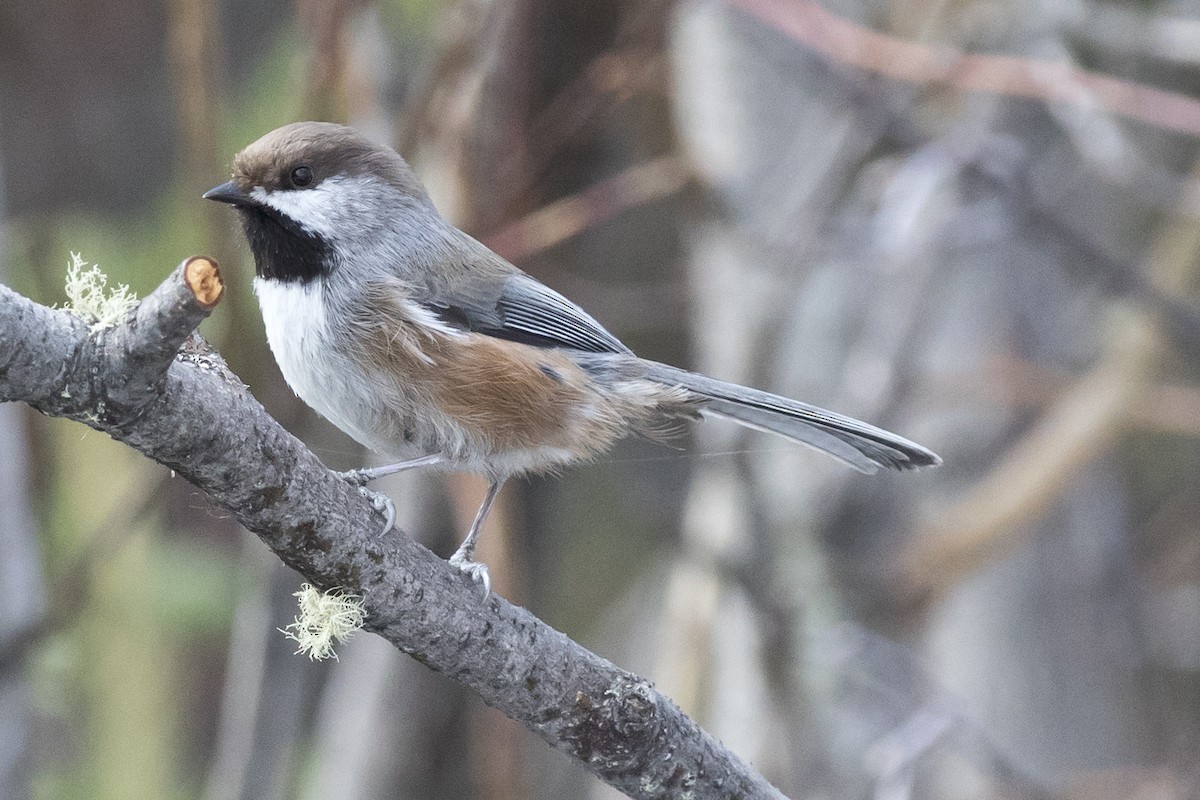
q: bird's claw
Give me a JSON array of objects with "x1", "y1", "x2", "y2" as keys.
[
  {"x1": 337, "y1": 468, "x2": 372, "y2": 488},
  {"x1": 448, "y1": 552, "x2": 491, "y2": 598},
  {"x1": 356, "y1": 485, "x2": 396, "y2": 534}
]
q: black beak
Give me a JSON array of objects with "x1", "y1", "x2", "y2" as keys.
[{"x1": 203, "y1": 180, "x2": 252, "y2": 206}]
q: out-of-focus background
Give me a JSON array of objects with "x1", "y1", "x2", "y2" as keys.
[{"x1": 3, "y1": 0, "x2": 1200, "y2": 798}]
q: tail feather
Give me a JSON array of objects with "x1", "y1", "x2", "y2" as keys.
[{"x1": 642, "y1": 362, "x2": 941, "y2": 474}]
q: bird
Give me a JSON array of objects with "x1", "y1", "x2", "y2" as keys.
[{"x1": 205, "y1": 121, "x2": 940, "y2": 596}]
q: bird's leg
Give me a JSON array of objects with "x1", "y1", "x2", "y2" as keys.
[
  {"x1": 449, "y1": 479, "x2": 505, "y2": 598},
  {"x1": 337, "y1": 454, "x2": 443, "y2": 486},
  {"x1": 337, "y1": 455, "x2": 443, "y2": 536}
]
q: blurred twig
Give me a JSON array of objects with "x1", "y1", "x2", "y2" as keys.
[
  {"x1": 395, "y1": 0, "x2": 491, "y2": 157},
  {"x1": 503, "y1": 0, "x2": 676, "y2": 207},
  {"x1": 903, "y1": 156, "x2": 1200, "y2": 605},
  {"x1": 166, "y1": 0, "x2": 227, "y2": 257},
  {"x1": 943, "y1": 356, "x2": 1200, "y2": 437},
  {"x1": 828, "y1": 627, "x2": 1061, "y2": 799},
  {"x1": 902, "y1": 332, "x2": 1139, "y2": 602},
  {"x1": 949, "y1": 136, "x2": 1200, "y2": 359},
  {"x1": 523, "y1": 49, "x2": 667, "y2": 177},
  {"x1": 483, "y1": 154, "x2": 689, "y2": 262},
  {"x1": 295, "y1": 0, "x2": 368, "y2": 122},
  {"x1": 731, "y1": 0, "x2": 1200, "y2": 138},
  {"x1": 167, "y1": 0, "x2": 221, "y2": 188}
]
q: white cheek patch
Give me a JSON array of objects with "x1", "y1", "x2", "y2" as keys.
[{"x1": 251, "y1": 175, "x2": 373, "y2": 240}]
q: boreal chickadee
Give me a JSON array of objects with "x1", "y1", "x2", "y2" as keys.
[{"x1": 205, "y1": 121, "x2": 941, "y2": 595}]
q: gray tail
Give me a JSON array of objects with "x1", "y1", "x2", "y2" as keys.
[{"x1": 643, "y1": 362, "x2": 941, "y2": 474}]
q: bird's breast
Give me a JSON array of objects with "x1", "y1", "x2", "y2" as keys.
[{"x1": 253, "y1": 276, "x2": 417, "y2": 452}]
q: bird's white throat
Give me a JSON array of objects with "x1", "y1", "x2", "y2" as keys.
[
  {"x1": 254, "y1": 276, "x2": 328, "y2": 341},
  {"x1": 252, "y1": 277, "x2": 345, "y2": 427}
]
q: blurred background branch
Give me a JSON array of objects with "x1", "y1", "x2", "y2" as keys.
[{"x1": 732, "y1": 0, "x2": 1200, "y2": 137}]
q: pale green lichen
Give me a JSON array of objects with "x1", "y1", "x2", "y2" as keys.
[
  {"x1": 281, "y1": 584, "x2": 365, "y2": 660},
  {"x1": 61, "y1": 253, "x2": 137, "y2": 330}
]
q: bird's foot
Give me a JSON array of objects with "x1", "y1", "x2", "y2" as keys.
[
  {"x1": 448, "y1": 550, "x2": 491, "y2": 599},
  {"x1": 338, "y1": 467, "x2": 375, "y2": 488},
  {"x1": 356, "y1": 486, "x2": 396, "y2": 535}
]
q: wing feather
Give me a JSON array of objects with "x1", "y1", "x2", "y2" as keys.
[{"x1": 421, "y1": 272, "x2": 632, "y2": 355}]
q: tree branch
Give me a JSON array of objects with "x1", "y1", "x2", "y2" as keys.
[{"x1": 0, "y1": 257, "x2": 786, "y2": 800}]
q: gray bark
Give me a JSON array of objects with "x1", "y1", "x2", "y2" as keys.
[{"x1": 0, "y1": 259, "x2": 787, "y2": 800}]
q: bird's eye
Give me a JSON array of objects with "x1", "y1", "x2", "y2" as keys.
[{"x1": 289, "y1": 165, "x2": 314, "y2": 188}]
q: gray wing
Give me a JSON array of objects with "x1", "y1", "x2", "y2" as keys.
[{"x1": 419, "y1": 272, "x2": 633, "y2": 355}]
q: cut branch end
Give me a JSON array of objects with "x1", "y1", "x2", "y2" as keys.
[{"x1": 184, "y1": 256, "x2": 224, "y2": 308}]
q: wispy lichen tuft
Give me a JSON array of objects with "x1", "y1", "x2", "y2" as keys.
[
  {"x1": 281, "y1": 584, "x2": 365, "y2": 660},
  {"x1": 61, "y1": 253, "x2": 137, "y2": 330}
]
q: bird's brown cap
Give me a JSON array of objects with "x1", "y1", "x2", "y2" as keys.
[{"x1": 228, "y1": 121, "x2": 429, "y2": 200}]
